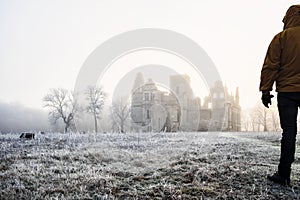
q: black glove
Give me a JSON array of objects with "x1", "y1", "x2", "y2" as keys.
[{"x1": 261, "y1": 92, "x2": 274, "y2": 108}]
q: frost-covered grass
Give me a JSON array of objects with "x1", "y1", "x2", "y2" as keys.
[{"x1": 1, "y1": 131, "x2": 300, "y2": 199}]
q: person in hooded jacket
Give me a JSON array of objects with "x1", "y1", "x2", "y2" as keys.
[{"x1": 260, "y1": 5, "x2": 300, "y2": 186}]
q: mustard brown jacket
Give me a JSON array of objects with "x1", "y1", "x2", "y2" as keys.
[{"x1": 260, "y1": 5, "x2": 300, "y2": 92}]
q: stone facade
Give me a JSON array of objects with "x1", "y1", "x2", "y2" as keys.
[
  {"x1": 131, "y1": 76, "x2": 180, "y2": 132},
  {"x1": 200, "y1": 81, "x2": 241, "y2": 131},
  {"x1": 130, "y1": 73, "x2": 241, "y2": 132}
]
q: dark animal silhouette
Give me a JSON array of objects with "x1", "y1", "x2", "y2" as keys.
[{"x1": 20, "y1": 132, "x2": 35, "y2": 139}]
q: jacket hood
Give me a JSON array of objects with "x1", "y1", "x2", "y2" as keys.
[{"x1": 283, "y1": 5, "x2": 300, "y2": 29}]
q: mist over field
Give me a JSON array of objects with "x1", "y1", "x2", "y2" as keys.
[{"x1": 0, "y1": 101, "x2": 49, "y2": 133}]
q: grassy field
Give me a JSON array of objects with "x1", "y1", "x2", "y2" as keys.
[{"x1": 1, "y1": 131, "x2": 300, "y2": 199}]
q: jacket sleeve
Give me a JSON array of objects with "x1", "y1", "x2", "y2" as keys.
[{"x1": 259, "y1": 34, "x2": 282, "y2": 92}]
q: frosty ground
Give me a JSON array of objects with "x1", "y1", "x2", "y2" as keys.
[{"x1": 1, "y1": 131, "x2": 300, "y2": 199}]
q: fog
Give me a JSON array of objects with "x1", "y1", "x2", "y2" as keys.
[{"x1": 0, "y1": 101, "x2": 50, "y2": 133}]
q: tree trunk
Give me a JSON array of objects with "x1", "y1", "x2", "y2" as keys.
[
  {"x1": 94, "y1": 114, "x2": 98, "y2": 133},
  {"x1": 65, "y1": 124, "x2": 69, "y2": 133},
  {"x1": 121, "y1": 120, "x2": 124, "y2": 133}
]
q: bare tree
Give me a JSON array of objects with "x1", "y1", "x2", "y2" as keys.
[
  {"x1": 261, "y1": 107, "x2": 268, "y2": 131},
  {"x1": 249, "y1": 108, "x2": 258, "y2": 131},
  {"x1": 85, "y1": 86, "x2": 106, "y2": 133},
  {"x1": 270, "y1": 107, "x2": 280, "y2": 132},
  {"x1": 111, "y1": 98, "x2": 130, "y2": 133},
  {"x1": 241, "y1": 111, "x2": 251, "y2": 131},
  {"x1": 243, "y1": 120, "x2": 250, "y2": 132},
  {"x1": 250, "y1": 103, "x2": 271, "y2": 132},
  {"x1": 247, "y1": 100, "x2": 281, "y2": 132},
  {"x1": 43, "y1": 88, "x2": 78, "y2": 133}
]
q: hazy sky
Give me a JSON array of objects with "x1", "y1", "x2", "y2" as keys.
[{"x1": 0, "y1": 0, "x2": 299, "y2": 110}]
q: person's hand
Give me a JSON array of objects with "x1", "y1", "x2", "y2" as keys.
[{"x1": 261, "y1": 92, "x2": 274, "y2": 108}]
